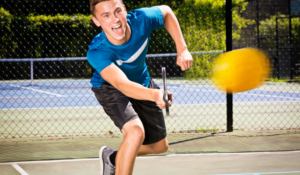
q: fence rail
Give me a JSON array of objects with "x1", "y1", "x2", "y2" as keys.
[
  {"x1": 0, "y1": 51, "x2": 224, "y2": 62},
  {"x1": 0, "y1": 51, "x2": 224, "y2": 86}
]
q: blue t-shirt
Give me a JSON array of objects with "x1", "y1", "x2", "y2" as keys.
[{"x1": 87, "y1": 6, "x2": 164, "y2": 88}]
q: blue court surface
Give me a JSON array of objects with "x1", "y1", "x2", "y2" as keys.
[{"x1": 1, "y1": 80, "x2": 300, "y2": 109}]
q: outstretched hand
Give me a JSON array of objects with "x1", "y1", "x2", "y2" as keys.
[{"x1": 176, "y1": 48, "x2": 193, "y2": 71}]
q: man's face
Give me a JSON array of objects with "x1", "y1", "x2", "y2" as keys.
[{"x1": 92, "y1": 0, "x2": 129, "y2": 45}]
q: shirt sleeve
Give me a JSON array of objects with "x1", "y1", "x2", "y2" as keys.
[
  {"x1": 140, "y1": 6, "x2": 164, "y2": 31},
  {"x1": 87, "y1": 49, "x2": 114, "y2": 75}
]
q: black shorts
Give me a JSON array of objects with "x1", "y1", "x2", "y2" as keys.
[{"x1": 92, "y1": 79, "x2": 167, "y2": 145}]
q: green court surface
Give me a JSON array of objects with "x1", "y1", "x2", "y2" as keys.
[
  {"x1": 0, "y1": 133, "x2": 300, "y2": 174},
  {"x1": 1, "y1": 101, "x2": 299, "y2": 138},
  {"x1": 1, "y1": 130, "x2": 300, "y2": 162},
  {"x1": 1, "y1": 153, "x2": 300, "y2": 175}
]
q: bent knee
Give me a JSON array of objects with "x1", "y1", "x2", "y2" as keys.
[
  {"x1": 162, "y1": 143, "x2": 169, "y2": 153},
  {"x1": 131, "y1": 125, "x2": 145, "y2": 139},
  {"x1": 124, "y1": 125, "x2": 145, "y2": 144},
  {"x1": 122, "y1": 119, "x2": 145, "y2": 140},
  {"x1": 154, "y1": 142, "x2": 169, "y2": 154}
]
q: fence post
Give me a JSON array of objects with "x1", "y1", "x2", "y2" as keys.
[
  {"x1": 226, "y1": 0, "x2": 233, "y2": 132},
  {"x1": 276, "y1": 17, "x2": 280, "y2": 79},
  {"x1": 288, "y1": 0, "x2": 293, "y2": 81},
  {"x1": 31, "y1": 60, "x2": 33, "y2": 86},
  {"x1": 256, "y1": 0, "x2": 260, "y2": 48}
]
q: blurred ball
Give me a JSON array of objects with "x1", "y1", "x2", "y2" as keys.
[{"x1": 212, "y1": 48, "x2": 271, "y2": 93}]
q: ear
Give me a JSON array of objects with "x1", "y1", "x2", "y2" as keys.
[{"x1": 92, "y1": 16, "x2": 101, "y2": 27}]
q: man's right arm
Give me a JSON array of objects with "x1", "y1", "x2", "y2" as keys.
[{"x1": 100, "y1": 64, "x2": 171, "y2": 109}]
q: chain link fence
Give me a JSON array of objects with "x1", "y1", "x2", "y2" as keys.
[
  {"x1": 232, "y1": 0, "x2": 300, "y2": 130},
  {"x1": 1, "y1": 0, "x2": 300, "y2": 140}
]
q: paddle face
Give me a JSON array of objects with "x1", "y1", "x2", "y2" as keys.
[
  {"x1": 212, "y1": 48, "x2": 271, "y2": 93},
  {"x1": 162, "y1": 67, "x2": 169, "y2": 116}
]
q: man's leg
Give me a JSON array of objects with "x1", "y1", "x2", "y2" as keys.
[
  {"x1": 115, "y1": 119, "x2": 169, "y2": 175},
  {"x1": 137, "y1": 137, "x2": 169, "y2": 156},
  {"x1": 130, "y1": 78, "x2": 169, "y2": 156},
  {"x1": 92, "y1": 84, "x2": 141, "y2": 175},
  {"x1": 115, "y1": 118, "x2": 145, "y2": 175}
]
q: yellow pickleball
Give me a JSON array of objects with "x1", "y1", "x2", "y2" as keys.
[{"x1": 212, "y1": 48, "x2": 271, "y2": 93}]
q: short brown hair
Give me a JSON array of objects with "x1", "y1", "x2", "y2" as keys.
[{"x1": 90, "y1": 0, "x2": 124, "y2": 16}]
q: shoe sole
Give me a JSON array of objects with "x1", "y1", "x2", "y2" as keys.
[{"x1": 99, "y1": 146, "x2": 107, "y2": 175}]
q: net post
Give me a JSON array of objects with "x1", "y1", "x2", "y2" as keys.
[
  {"x1": 31, "y1": 60, "x2": 33, "y2": 86},
  {"x1": 226, "y1": 0, "x2": 233, "y2": 132}
]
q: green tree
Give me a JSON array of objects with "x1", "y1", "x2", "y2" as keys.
[
  {"x1": 174, "y1": 0, "x2": 255, "y2": 79},
  {"x1": 0, "y1": 0, "x2": 256, "y2": 79},
  {"x1": 259, "y1": 14, "x2": 300, "y2": 50},
  {"x1": 0, "y1": 8, "x2": 17, "y2": 58}
]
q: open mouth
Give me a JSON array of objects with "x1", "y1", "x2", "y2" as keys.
[{"x1": 112, "y1": 24, "x2": 123, "y2": 35}]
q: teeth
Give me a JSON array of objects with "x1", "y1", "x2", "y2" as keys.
[{"x1": 112, "y1": 25, "x2": 121, "y2": 29}]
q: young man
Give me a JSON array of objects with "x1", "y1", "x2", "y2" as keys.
[{"x1": 87, "y1": 0, "x2": 193, "y2": 174}]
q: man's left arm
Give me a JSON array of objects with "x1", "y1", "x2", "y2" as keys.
[{"x1": 157, "y1": 5, "x2": 193, "y2": 71}]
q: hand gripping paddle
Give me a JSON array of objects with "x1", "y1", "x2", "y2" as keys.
[{"x1": 162, "y1": 67, "x2": 169, "y2": 116}]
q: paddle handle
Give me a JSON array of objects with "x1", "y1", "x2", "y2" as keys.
[{"x1": 162, "y1": 67, "x2": 169, "y2": 116}]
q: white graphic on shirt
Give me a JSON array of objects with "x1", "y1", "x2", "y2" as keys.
[{"x1": 116, "y1": 38, "x2": 148, "y2": 66}]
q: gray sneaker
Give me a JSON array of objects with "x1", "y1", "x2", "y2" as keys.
[{"x1": 99, "y1": 146, "x2": 116, "y2": 175}]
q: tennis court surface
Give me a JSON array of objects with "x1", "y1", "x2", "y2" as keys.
[
  {"x1": 1, "y1": 80, "x2": 300, "y2": 109},
  {"x1": 1, "y1": 79, "x2": 299, "y2": 138},
  {"x1": 1, "y1": 135, "x2": 300, "y2": 175}
]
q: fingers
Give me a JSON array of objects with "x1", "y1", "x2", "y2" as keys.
[
  {"x1": 154, "y1": 89, "x2": 165, "y2": 109},
  {"x1": 177, "y1": 50, "x2": 193, "y2": 71},
  {"x1": 157, "y1": 98, "x2": 165, "y2": 109},
  {"x1": 156, "y1": 90, "x2": 173, "y2": 109},
  {"x1": 180, "y1": 60, "x2": 192, "y2": 71},
  {"x1": 187, "y1": 53, "x2": 193, "y2": 68},
  {"x1": 168, "y1": 91, "x2": 173, "y2": 107}
]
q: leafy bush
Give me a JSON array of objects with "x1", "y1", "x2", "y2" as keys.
[
  {"x1": 259, "y1": 14, "x2": 300, "y2": 50},
  {"x1": 174, "y1": 0, "x2": 255, "y2": 79},
  {"x1": 0, "y1": 8, "x2": 17, "y2": 58},
  {"x1": 0, "y1": 1, "x2": 255, "y2": 79}
]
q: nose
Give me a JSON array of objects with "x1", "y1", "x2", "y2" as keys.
[{"x1": 112, "y1": 14, "x2": 120, "y2": 22}]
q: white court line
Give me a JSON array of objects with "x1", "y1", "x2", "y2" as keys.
[
  {"x1": 11, "y1": 163, "x2": 29, "y2": 175},
  {"x1": 9, "y1": 85, "x2": 63, "y2": 97},
  {"x1": 0, "y1": 106, "x2": 103, "y2": 110},
  {"x1": 0, "y1": 94, "x2": 93, "y2": 99},
  {"x1": 170, "y1": 85, "x2": 300, "y2": 94},
  {"x1": 242, "y1": 92, "x2": 300, "y2": 100},
  {"x1": 212, "y1": 171, "x2": 300, "y2": 175},
  {"x1": 163, "y1": 150, "x2": 300, "y2": 157},
  {"x1": 0, "y1": 158, "x2": 99, "y2": 165},
  {"x1": 0, "y1": 96, "x2": 50, "y2": 98},
  {"x1": 1, "y1": 151, "x2": 299, "y2": 165},
  {"x1": 183, "y1": 87, "x2": 300, "y2": 100},
  {"x1": 1, "y1": 100, "x2": 299, "y2": 110},
  {"x1": 65, "y1": 95, "x2": 94, "y2": 97}
]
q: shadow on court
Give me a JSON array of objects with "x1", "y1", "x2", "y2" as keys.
[
  {"x1": 0, "y1": 130, "x2": 300, "y2": 175},
  {"x1": 169, "y1": 132, "x2": 227, "y2": 146}
]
